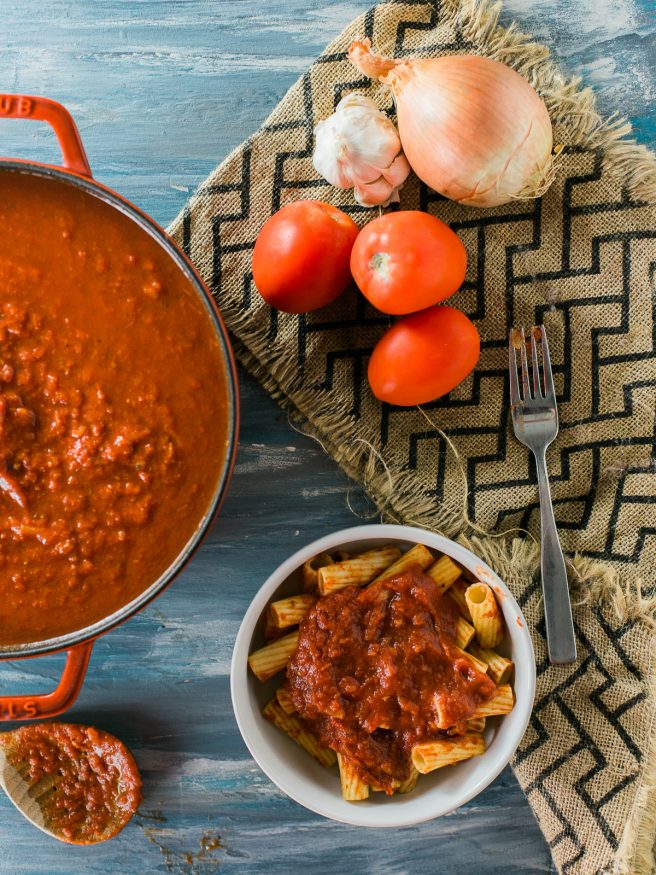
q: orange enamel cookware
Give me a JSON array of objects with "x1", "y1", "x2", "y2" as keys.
[{"x1": 0, "y1": 94, "x2": 239, "y2": 720}]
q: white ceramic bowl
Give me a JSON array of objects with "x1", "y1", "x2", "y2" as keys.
[{"x1": 231, "y1": 524, "x2": 536, "y2": 828}]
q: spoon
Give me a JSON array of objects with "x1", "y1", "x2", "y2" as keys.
[{"x1": 0, "y1": 722, "x2": 142, "y2": 844}]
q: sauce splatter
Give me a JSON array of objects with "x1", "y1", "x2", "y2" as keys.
[{"x1": 139, "y1": 825, "x2": 224, "y2": 874}]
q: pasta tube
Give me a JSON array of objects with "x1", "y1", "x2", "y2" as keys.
[
  {"x1": 471, "y1": 684, "x2": 514, "y2": 718},
  {"x1": 426, "y1": 554, "x2": 462, "y2": 592},
  {"x1": 248, "y1": 631, "x2": 299, "y2": 682},
  {"x1": 397, "y1": 766, "x2": 419, "y2": 794},
  {"x1": 468, "y1": 641, "x2": 514, "y2": 685},
  {"x1": 466, "y1": 582, "x2": 504, "y2": 648},
  {"x1": 370, "y1": 543, "x2": 434, "y2": 583},
  {"x1": 302, "y1": 553, "x2": 335, "y2": 592},
  {"x1": 447, "y1": 579, "x2": 472, "y2": 620},
  {"x1": 455, "y1": 616, "x2": 476, "y2": 649},
  {"x1": 433, "y1": 684, "x2": 488, "y2": 730},
  {"x1": 268, "y1": 594, "x2": 316, "y2": 630},
  {"x1": 412, "y1": 733, "x2": 486, "y2": 774},
  {"x1": 466, "y1": 717, "x2": 486, "y2": 733},
  {"x1": 275, "y1": 687, "x2": 296, "y2": 714},
  {"x1": 454, "y1": 645, "x2": 488, "y2": 675},
  {"x1": 318, "y1": 546, "x2": 401, "y2": 594},
  {"x1": 337, "y1": 753, "x2": 369, "y2": 800},
  {"x1": 263, "y1": 699, "x2": 336, "y2": 768}
]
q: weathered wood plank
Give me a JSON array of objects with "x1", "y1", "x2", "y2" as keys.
[
  {"x1": 0, "y1": 371, "x2": 555, "y2": 874},
  {"x1": 0, "y1": 0, "x2": 653, "y2": 872}
]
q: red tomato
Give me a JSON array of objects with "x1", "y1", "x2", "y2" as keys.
[
  {"x1": 368, "y1": 305, "x2": 480, "y2": 405},
  {"x1": 252, "y1": 201, "x2": 359, "y2": 314},
  {"x1": 350, "y1": 211, "x2": 467, "y2": 315}
]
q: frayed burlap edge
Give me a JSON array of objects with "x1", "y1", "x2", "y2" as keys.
[
  {"x1": 168, "y1": 1, "x2": 656, "y2": 870},
  {"x1": 613, "y1": 636, "x2": 656, "y2": 875}
]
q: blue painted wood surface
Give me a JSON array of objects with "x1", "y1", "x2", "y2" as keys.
[{"x1": 0, "y1": 1, "x2": 653, "y2": 872}]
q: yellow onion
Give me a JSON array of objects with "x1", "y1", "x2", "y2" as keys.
[{"x1": 348, "y1": 39, "x2": 554, "y2": 208}]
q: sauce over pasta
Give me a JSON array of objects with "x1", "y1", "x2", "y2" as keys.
[{"x1": 286, "y1": 565, "x2": 497, "y2": 792}]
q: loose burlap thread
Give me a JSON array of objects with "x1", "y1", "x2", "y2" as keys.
[{"x1": 169, "y1": 1, "x2": 656, "y2": 871}]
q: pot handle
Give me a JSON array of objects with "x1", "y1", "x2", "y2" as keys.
[
  {"x1": 0, "y1": 94, "x2": 91, "y2": 177},
  {"x1": 0, "y1": 642, "x2": 94, "y2": 721}
]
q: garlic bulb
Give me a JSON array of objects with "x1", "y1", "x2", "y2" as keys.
[{"x1": 312, "y1": 93, "x2": 411, "y2": 207}]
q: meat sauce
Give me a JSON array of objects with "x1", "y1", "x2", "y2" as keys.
[
  {"x1": 287, "y1": 565, "x2": 496, "y2": 792},
  {"x1": 0, "y1": 171, "x2": 230, "y2": 644},
  {"x1": 0, "y1": 722, "x2": 141, "y2": 843}
]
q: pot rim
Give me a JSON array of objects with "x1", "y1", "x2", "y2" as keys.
[{"x1": 0, "y1": 159, "x2": 240, "y2": 659}]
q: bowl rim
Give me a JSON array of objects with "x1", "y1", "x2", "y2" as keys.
[
  {"x1": 0, "y1": 160, "x2": 240, "y2": 658},
  {"x1": 231, "y1": 523, "x2": 536, "y2": 828}
]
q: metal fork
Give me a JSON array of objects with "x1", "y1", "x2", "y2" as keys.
[{"x1": 509, "y1": 325, "x2": 577, "y2": 664}]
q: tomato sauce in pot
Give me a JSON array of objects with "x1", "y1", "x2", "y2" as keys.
[{"x1": 0, "y1": 171, "x2": 230, "y2": 645}]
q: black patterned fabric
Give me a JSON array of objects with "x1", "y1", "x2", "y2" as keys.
[{"x1": 169, "y1": 2, "x2": 656, "y2": 872}]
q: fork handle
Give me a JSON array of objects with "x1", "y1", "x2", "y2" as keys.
[{"x1": 534, "y1": 450, "x2": 577, "y2": 664}]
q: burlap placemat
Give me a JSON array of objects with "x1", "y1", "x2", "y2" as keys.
[{"x1": 169, "y1": 1, "x2": 656, "y2": 871}]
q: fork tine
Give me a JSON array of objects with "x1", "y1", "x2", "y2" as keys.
[
  {"x1": 530, "y1": 327, "x2": 542, "y2": 397},
  {"x1": 519, "y1": 327, "x2": 531, "y2": 400},
  {"x1": 508, "y1": 330, "x2": 521, "y2": 404},
  {"x1": 540, "y1": 325, "x2": 556, "y2": 400}
]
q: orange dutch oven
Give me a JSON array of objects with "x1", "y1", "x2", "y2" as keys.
[{"x1": 0, "y1": 94, "x2": 239, "y2": 720}]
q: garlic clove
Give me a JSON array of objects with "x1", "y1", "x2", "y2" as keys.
[
  {"x1": 382, "y1": 153, "x2": 411, "y2": 188},
  {"x1": 312, "y1": 119, "x2": 354, "y2": 188},
  {"x1": 336, "y1": 92, "x2": 380, "y2": 112},
  {"x1": 354, "y1": 176, "x2": 400, "y2": 208},
  {"x1": 333, "y1": 104, "x2": 400, "y2": 179}
]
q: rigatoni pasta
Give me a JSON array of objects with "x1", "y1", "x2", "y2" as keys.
[
  {"x1": 302, "y1": 553, "x2": 335, "y2": 592},
  {"x1": 426, "y1": 554, "x2": 461, "y2": 592},
  {"x1": 276, "y1": 686, "x2": 296, "y2": 714},
  {"x1": 412, "y1": 733, "x2": 486, "y2": 774},
  {"x1": 248, "y1": 541, "x2": 518, "y2": 802},
  {"x1": 397, "y1": 766, "x2": 419, "y2": 794},
  {"x1": 248, "y1": 631, "x2": 299, "y2": 682},
  {"x1": 447, "y1": 579, "x2": 472, "y2": 620},
  {"x1": 268, "y1": 594, "x2": 316, "y2": 630},
  {"x1": 471, "y1": 684, "x2": 514, "y2": 718},
  {"x1": 317, "y1": 546, "x2": 402, "y2": 594},
  {"x1": 370, "y1": 543, "x2": 434, "y2": 583},
  {"x1": 468, "y1": 641, "x2": 514, "y2": 685},
  {"x1": 455, "y1": 616, "x2": 476, "y2": 649},
  {"x1": 465, "y1": 582, "x2": 504, "y2": 648},
  {"x1": 263, "y1": 699, "x2": 336, "y2": 768},
  {"x1": 454, "y1": 645, "x2": 489, "y2": 675},
  {"x1": 337, "y1": 753, "x2": 369, "y2": 800}
]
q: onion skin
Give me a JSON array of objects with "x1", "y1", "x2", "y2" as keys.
[{"x1": 349, "y1": 40, "x2": 554, "y2": 208}]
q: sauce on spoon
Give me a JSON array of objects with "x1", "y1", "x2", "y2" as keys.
[{"x1": 0, "y1": 722, "x2": 141, "y2": 843}]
